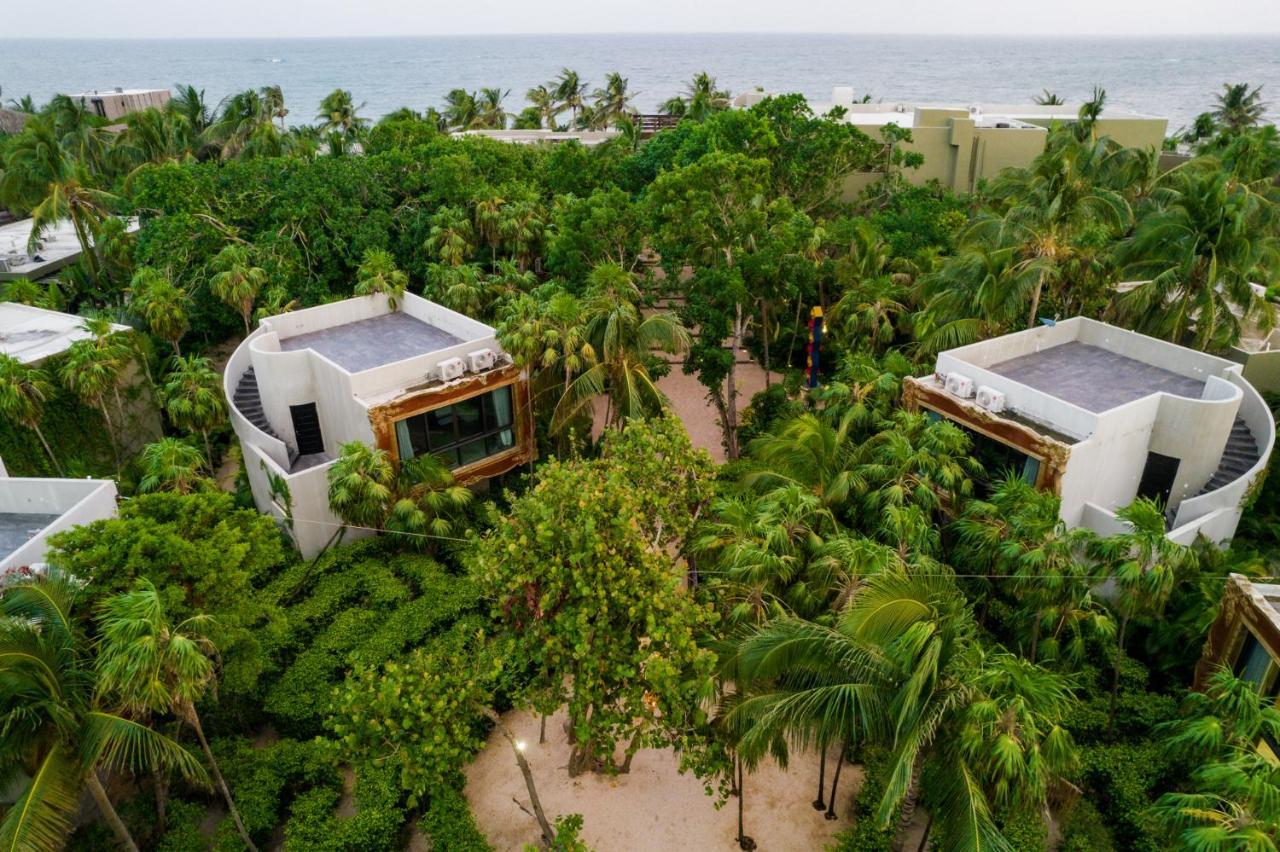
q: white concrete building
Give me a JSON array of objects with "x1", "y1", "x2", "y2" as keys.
[
  {"x1": 0, "y1": 458, "x2": 117, "y2": 572},
  {"x1": 452, "y1": 128, "x2": 620, "y2": 147},
  {"x1": 904, "y1": 318, "x2": 1275, "y2": 546},
  {"x1": 0, "y1": 302, "x2": 129, "y2": 364},
  {"x1": 225, "y1": 293, "x2": 534, "y2": 557},
  {"x1": 0, "y1": 216, "x2": 140, "y2": 281}
]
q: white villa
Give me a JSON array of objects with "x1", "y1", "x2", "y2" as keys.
[
  {"x1": 0, "y1": 216, "x2": 140, "y2": 282},
  {"x1": 904, "y1": 318, "x2": 1275, "y2": 546},
  {"x1": 0, "y1": 458, "x2": 117, "y2": 572},
  {"x1": 225, "y1": 293, "x2": 534, "y2": 557}
]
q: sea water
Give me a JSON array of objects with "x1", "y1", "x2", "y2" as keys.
[{"x1": 1, "y1": 34, "x2": 1277, "y2": 133}]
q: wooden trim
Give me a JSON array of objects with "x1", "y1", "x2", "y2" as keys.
[
  {"x1": 367, "y1": 362, "x2": 536, "y2": 484},
  {"x1": 903, "y1": 376, "x2": 1072, "y2": 493},
  {"x1": 1195, "y1": 574, "x2": 1280, "y2": 690}
]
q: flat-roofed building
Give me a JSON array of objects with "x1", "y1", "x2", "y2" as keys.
[
  {"x1": 69, "y1": 87, "x2": 170, "y2": 121},
  {"x1": 225, "y1": 293, "x2": 534, "y2": 557},
  {"x1": 452, "y1": 128, "x2": 620, "y2": 147},
  {"x1": 0, "y1": 216, "x2": 140, "y2": 281},
  {"x1": 0, "y1": 459, "x2": 117, "y2": 572},
  {"x1": 904, "y1": 317, "x2": 1274, "y2": 546},
  {"x1": 733, "y1": 89, "x2": 1169, "y2": 196}
]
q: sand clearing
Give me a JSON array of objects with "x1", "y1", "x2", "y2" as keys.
[{"x1": 464, "y1": 708, "x2": 858, "y2": 852}]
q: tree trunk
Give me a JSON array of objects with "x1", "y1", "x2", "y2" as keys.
[
  {"x1": 813, "y1": 744, "x2": 827, "y2": 810},
  {"x1": 539, "y1": 714, "x2": 547, "y2": 745},
  {"x1": 154, "y1": 767, "x2": 170, "y2": 837},
  {"x1": 892, "y1": 758, "x2": 924, "y2": 850},
  {"x1": 1028, "y1": 606, "x2": 1042, "y2": 665},
  {"x1": 479, "y1": 706, "x2": 555, "y2": 846},
  {"x1": 736, "y1": 758, "x2": 755, "y2": 850},
  {"x1": 173, "y1": 338, "x2": 182, "y2": 357},
  {"x1": 32, "y1": 424, "x2": 65, "y2": 476},
  {"x1": 916, "y1": 811, "x2": 934, "y2": 852},
  {"x1": 1108, "y1": 613, "x2": 1130, "y2": 732},
  {"x1": 85, "y1": 770, "x2": 139, "y2": 852},
  {"x1": 99, "y1": 401, "x2": 122, "y2": 471},
  {"x1": 725, "y1": 302, "x2": 742, "y2": 460},
  {"x1": 202, "y1": 429, "x2": 214, "y2": 469},
  {"x1": 761, "y1": 300, "x2": 771, "y2": 389},
  {"x1": 1027, "y1": 270, "x2": 1046, "y2": 329},
  {"x1": 186, "y1": 706, "x2": 258, "y2": 851},
  {"x1": 824, "y1": 741, "x2": 846, "y2": 820}
]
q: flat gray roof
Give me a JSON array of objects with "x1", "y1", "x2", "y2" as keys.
[
  {"x1": 0, "y1": 512, "x2": 59, "y2": 561},
  {"x1": 279, "y1": 312, "x2": 462, "y2": 373},
  {"x1": 989, "y1": 341, "x2": 1205, "y2": 413}
]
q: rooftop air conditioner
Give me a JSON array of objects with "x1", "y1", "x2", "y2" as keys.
[
  {"x1": 945, "y1": 372, "x2": 975, "y2": 399},
  {"x1": 467, "y1": 348, "x2": 496, "y2": 373},
  {"x1": 439, "y1": 357, "x2": 466, "y2": 382},
  {"x1": 976, "y1": 385, "x2": 1006, "y2": 413}
]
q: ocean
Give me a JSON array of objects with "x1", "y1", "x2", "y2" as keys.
[{"x1": 1, "y1": 34, "x2": 1278, "y2": 134}]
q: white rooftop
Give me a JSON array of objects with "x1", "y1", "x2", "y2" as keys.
[
  {"x1": 453, "y1": 128, "x2": 620, "y2": 146},
  {"x1": 0, "y1": 216, "x2": 139, "y2": 281},
  {"x1": 69, "y1": 87, "x2": 169, "y2": 97},
  {"x1": 0, "y1": 303, "x2": 130, "y2": 365},
  {"x1": 0, "y1": 474, "x2": 117, "y2": 571}
]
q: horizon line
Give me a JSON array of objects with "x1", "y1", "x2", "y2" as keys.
[{"x1": 3, "y1": 30, "x2": 1280, "y2": 40}]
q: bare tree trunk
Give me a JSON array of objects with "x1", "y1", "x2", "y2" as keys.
[
  {"x1": 186, "y1": 707, "x2": 257, "y2": 851},
  {"x1": 892, "y1": 759, "x2": 924, "y2": 850},
  {"x1": 85, "y1": 770, "x2": 139, "y2": 852},
  {"x1": 1027, "y1": 270, "x2": 1046, "y2": 329},
  {"x1": 824, "y1": 741, "x2": 846, "y2": 820},
  {"x1": 725, "y1": 302, "x2": 742, "y2": 460},
  {"x1": 154, "y1": 767, "x2": 170, "y2": 837},
  {"x1": 761, "y1": 300, "x2": 771, "y2": 389},
  {"x1": 479, "y1": 706, "x2": 555, "y2": 846},
  {"x1": 813, "y1": 744, "x2": 827, "y2": 810},
  {"x1": 32, "y1": 424, "x2": 65, "y2": 476},
  {"x1": 736, "y1": 758, "x2": 756, "y2": 850},
  {"x1": 916, "y1": 812, "x2": 934, "y2": 852},
  {"x1": 539, "y1": 714, "x2": 547, "y2": 745}
]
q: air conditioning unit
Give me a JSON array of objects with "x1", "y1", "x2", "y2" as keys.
[
  {"x1": 945, "y1": 372, "x2": 975, "y2": 399},
  {"x1": 467, "y1": 348, "x2": 496, "y2": 373},
  {"x1": 976, "y1": 385, "x2": 1006, "y2": 413},
  {"x1": 439, "y1": 357, "x2": 466, "y2": 381}
]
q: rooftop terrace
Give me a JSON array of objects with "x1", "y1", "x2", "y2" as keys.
[
  {"x1": 0, "y1": 303, "x2": 130, "y2": 365},
  {"x1": 0, "y1": 217, "x2": 139, "y2": 281},
  {"x1": 989, "y1": 341, "x2": 1206, "y2": 413},
  {"x1": 0, "y1": 512, "x2": 60, "y2": 563},
  {"x1": 278, "y1": 311, "x2": 463, "y2": 373}
]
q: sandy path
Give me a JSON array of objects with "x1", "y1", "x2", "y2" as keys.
[{"x1": 464, "y1": 708, "x2": 858, "y2": 852}]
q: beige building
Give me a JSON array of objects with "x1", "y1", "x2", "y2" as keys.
[
  {"x1": 904, "y1": 317, "x2": 1274, "y2": 547},
  {"x1": 69, "y1": 87, "x2": 170, "y2": 121},
  {"x1": 734, "y1": 88, "x2": 1168, "y2": 196}
]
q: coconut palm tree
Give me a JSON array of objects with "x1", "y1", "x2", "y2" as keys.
[
  {"x1": 137, "y1": 437, "x2": 208, "y2": 493},
  {"x1": 0, "y1": 570, "x2": 207, "y2": 852},
  {"x1": 0, "y1": 354, "x2": 63, "y2": 475},
  {"x1": 354, "y1": 247, "x2": 408, "y2": 308},
  {"x1": 327, "y1": 442, "x2": 472, "y2": 547},
  {"x1": 1114, "y1": 162, "x2": 1279, "y2": 351},
  {"x1": 442, "y1": 89, "x2": 479, "y2": 131},
  {"x1": 551, "y1": 263, "x2": 690, "y2": 432},
  {"x1": 204, "y1": 88, "x2": 273, "y2": 159},
  {"x1": 498, "y1": 198, "x2": 544, "y2": 271},
  {"x1": 59, "y1": 333, "x2": 127, "y2": 469},
  {"x1": 316, "y1": 88, "x2": 367, "y2": 136},
  {"x1": 1032, "y1": 89, "x2": 1064, "y2": 106},
  {"x1": 95, "y1": 580, "x2": 258, "y2": 851},
  {"x1": 162, "y1": 355, "x2": 225, "y2": 463},
  {"x1": 678, "y1": 73, "x2": 732, "y2": 122},
  {"x1": 209, "y1": 244, "x2": 267, "y2": 335},
  {"x1": 744, "y1": 411, "x2": 861, "y2": 518},
  {"x1": 554, "y1": 69, "x2": 590, "y2": 128},
  {"x1": 260, "y1": 84, "x2": 288, "y2": 129},
  {"x1": 525, "y1": 84, "x2": 560, "y2": 129},
  {"x1": 169, "y1": 84, "x2": 213, "y2": 135},
  {"x1": 1076, "y1": 86, "x2": 1107, "y2": 141},
  {"x1": 476, "y1": 87, "x2": 510, "y2": 129},
  {"x1": 129, "y1": 267, "x2": 189, "y2": 354},
  {"x1": 1212, "y1": 83, "x2": 1268, "y2": 135},
  {"x1": 589, "y1": 72, "x2": 636, "y2": 129},
  {"x1": 496, "y1": 287, "x2": 596, "y2": 401}
]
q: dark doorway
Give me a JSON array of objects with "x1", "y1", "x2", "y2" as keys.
[
  {"x1": 289, "y1": 403, "x2": 325, "y2": 456},
  {"x1": 1136, "y1": 452, "x2": 1180, "y2": 507}
]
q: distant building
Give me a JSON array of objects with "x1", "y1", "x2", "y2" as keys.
[
  {"x1": 0, "y1": 458, "x2": 116, "y2": 572},
  {"x1": 225, "y1": 293, "x2": 535, "y2": 557},
  {"x1": 904, "y1": 317, "x2": 1274, "y2": 547},
  {"x1": 68, "y1": 87, "x2": 170, "y2": 121},
  {"x1": 0, "y1": 216, "x2": 140, "y2": 282},
  {"x1": 452, "y1": 128, "x2": 620, "y2": 147},
  {"x1": 0, "y1": 109, "x2": 29, "y2": 136},
  {"x1": 733, "y1": 88, "x2": 1169, "y2": 196}
]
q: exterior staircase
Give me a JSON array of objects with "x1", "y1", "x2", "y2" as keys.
[
  {"x1": 233, "y1": 367, "x2": 299, "y2": 469},
  {"x1": 1196, "y1": 416, "x2": 1259, "y2": 496}
]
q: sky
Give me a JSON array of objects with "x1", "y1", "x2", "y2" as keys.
[{"x1": 4, "y1": 0, "x2": 1280, "y2": 38}]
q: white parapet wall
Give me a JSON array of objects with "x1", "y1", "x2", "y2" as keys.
[{"x1": 0, "y1": 477, "x2": 118, "y2": 571}]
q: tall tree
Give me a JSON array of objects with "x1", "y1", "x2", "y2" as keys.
[
  {"x1": 138, "y1": 437, "x2": 209, "y2": 493},
  {"x1": 209, "y1": 243, "x2": 267, "y2": 335},
  {"x1": 0, "y1": 354, "x2": 63, "y2": 475},
  {"x1": 354, "y1": 247, "x2": 408, "y2": 308},
  {"x1": 316, "y1": 88, "x2": 368, "y2": 136},
  {"x1": 1212, "y1": 83, "x2": 1268, "y2": 135},
  {"x1": 554, "y1": 69, "x2": 589, "y2": 128},
  {"x1": 162, "y1": 355, "x2": 225, "y2": 463},
  {"x1": 129, "y1": 267, "x2": 190, "y2": 354}
]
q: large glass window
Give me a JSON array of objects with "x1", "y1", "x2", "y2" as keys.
[{"x1": 395, "y1": 385, "x2": 516, "y2": 469}]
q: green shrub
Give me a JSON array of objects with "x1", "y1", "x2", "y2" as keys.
[
  {"x1": 155, "y1": 799, "x2": 210, "y2": 852},
  {"x1": 828, "y1": 747, "x2": 895, "y2": 852},
  {"x1": 1077, "y1": 742, "x2": 1172, "y2": 852},
  {"x1": 1059, "y1": 798, "x2": 1115, "y2": 852},
  {"x1": 282, "y1": 764, "x2": 406, "y2": 851},
  {"x1": 420, "y1": 787, "x2": 493, "y2": 852},
  {"x1": 998, "y1": 806, "x2": 1048, "y2": 851}
]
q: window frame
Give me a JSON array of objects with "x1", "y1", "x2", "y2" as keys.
[{"x1": 394, "y1": 385, "x2": 516, "y2": 470}]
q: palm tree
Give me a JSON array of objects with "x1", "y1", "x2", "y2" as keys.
[
  {"x1": 138, "y1": 437, "x2": 208, "y2": 493},
  {"x1": 59, "y1": 333, "x2": 127, "y2": 469},
  {"x1": 425, "y1": 205, "x2": 476, "y2": 266},
  {"x1": 0, "y1": 570, "x2": 207, "y2": 852},
  {"x1": 551, "y1": 263, "x2": 690, "y2": 432},
  {"x1": 95, "y1": 580, "x2": 258, "y2": 851},
  {"x1": 473, "y1": 191, "x2": 506, "y2": 263},
  {"x1": 745, "y1": 411, "x2": 860, "y2": 517},
  {"x1": 0, "y1": 354, "x2": 63, "y2": 475},
  {"x1": 525, "y1": 84, "x2": 560, "y2": 129},
  {"x1": 496, "y1": 287, "x2": 596, "y2": 400},
  {"x1": 209, "y1": 243, "x2": 267, "y2": 335},
  {"x1": 476, "y1": 87, "x2": 510, "y2": 129},
  {"x1": 130, "y1": 267, "x2": 189, "y2": 354},
  {"x1": 169, "y1": 84, "x2": 213, "y2": 135},
  {"x1": 205, "y1": 89, "x2": 273, "y2": 159},
  {"x1": 1212, "y1": 83, "x2": 1268, "y2": 134},
  {"x1": 316, "y1": 88, "x2": 367, "y2": 136},
  {"x1": 354, "y1": 247, "x2": 408, "y2": 308},
  {"x1": 1093, "y1": 498, "x2": 1194, "y2": 730},
  {"x1": 442, "y1": 89, "x2": 479, "y2": 131},
  {"x1": 162, "y1": 355, "x2": 226, "y2": 463},
  {"x1": 1032, "y1": 90, "x2": 1064, "y2": 106},
  {"x1": 498, "y1": 199, "x2": 544, "y2": 272},
  {"x1": 554, "y1": 69, "x2": 590, "y2": 128},
  {"x1": 1076, "y1": 86, "x2": 1106, "y2": 141},
  {"x1": 1115, "y1": 162, "x2": 1278, "y2": 351},
  {"x1": 327, "y1": 442, "x2": 472, "y2": 547},
  {"x1": 589, "y1": 73, "x2": 636, "y2": 129},
  {"x1": 678, "y1": 73, "x2": 732, "y2": 122},
  {"x1": 425, "y1": 263, "x2": 494, "y2": 317},
  {"x1": 260, "y1": 84, "x2": 288, "y2": 129}
]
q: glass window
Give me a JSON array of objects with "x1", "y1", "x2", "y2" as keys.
[
  {"x1": 394, "y1": 385, "x2": 519, "y2": 471},
  {"x1": 1235, "y1": 633, "x2": 1273, "y2": 689}
]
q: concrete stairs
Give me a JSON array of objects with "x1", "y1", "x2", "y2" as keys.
[
  {"x1": 1196, "y1": 417, "x2": 1259, "y2": 496},
  {"x1": 233, "y1": 367, "x2": 299, "y2": 469}
]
